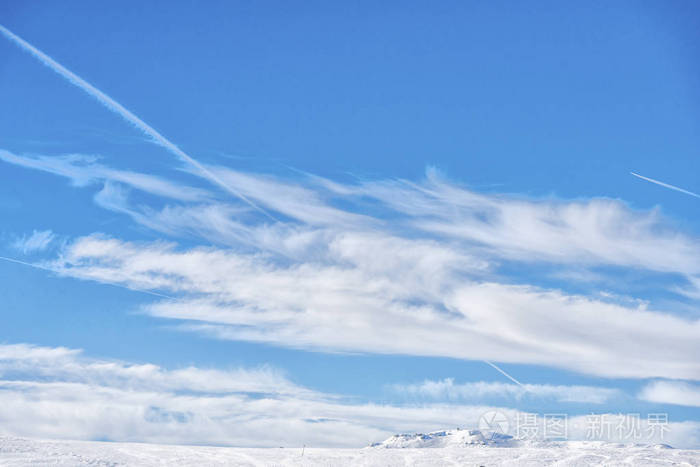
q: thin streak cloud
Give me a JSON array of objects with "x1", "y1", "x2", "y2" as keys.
[
  {"x1": 631, "y1": 172, "x2": 700, "y2": 199},
  {"x1": 0, "y1": 255, "x2": 174, "y2": 300},
  {"x1": 0, "y1": 24, "x2": 274, "y2": 219}
]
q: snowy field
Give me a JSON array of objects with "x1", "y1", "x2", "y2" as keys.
[{"x1": 1, "y1": 436, "x2": 699, "y2": 466}]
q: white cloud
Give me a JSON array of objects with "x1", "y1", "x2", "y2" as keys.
[
  {"x1": 9, "y1": 149, "x2": 700, "y2": 280},
  {"x1": 11, "y1": 229, "x2": 55, "y2": 253},
  {"x1": 0, "y1": 150, "x2": 210, "y2": 202},
  {"x1": 391, "y1": 379, "x2": 620, "y2": 404},
  {"x1": 350, "y1": 169, "x2": 700, "y2": 278},
  {"x1": 212, "y1": 167, "x2": 372, "y2": 227},
  {"x1": 0, "y1": 343, "x2": 698, "y2": 448},
  {"x1": 0, "y1": 343, "x2": 314, "y2": 397},
  {"x1": 46, "y1": 235, "x2": 700, "y2": 380},
  {"x1": 4, "y1": 151, "x2": 700, "y2": 381},
  {"x1": 639, "y1": 381, "x2": 700, "y2": 408}
]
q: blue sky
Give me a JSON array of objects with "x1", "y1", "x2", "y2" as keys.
[{"x1": 1, "y1": 1, "x2": 699, "y2": 448}]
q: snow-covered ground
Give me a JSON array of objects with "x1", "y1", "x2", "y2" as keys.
[{"x1": 1, "y1": 432, "x2": 699, "y2": 466}]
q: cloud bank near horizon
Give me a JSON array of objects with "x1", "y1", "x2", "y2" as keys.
[{"x1": 0, "y1": 343, "x2": 698, "y2": 448}]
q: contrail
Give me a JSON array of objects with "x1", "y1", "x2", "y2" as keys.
[
  {"x1": 0, "y1": 24, "x2": 275, "y2": 220},
  {"x1": 483, "y1": 360, "x2": 528, "y2": 390},
  {"x1": 631, "y1": 172, "x2": 700, "y2": 199},
  {"x1": 0, "y1": 255, "x2": 174, "y2": 299}
]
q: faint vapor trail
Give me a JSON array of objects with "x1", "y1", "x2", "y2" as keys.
[
  {"x1": 0, "y1": 255, "x2": 174, "y2": 299},
  {"x1": 483, "y1": 360, "x2": 528, "y2": 390},
  {"x1": 0, "y1": 24, "x2": 275, "y2": 220},
  {"x1": 631, "y1": 172, "x2": 700, "y2": 199}
]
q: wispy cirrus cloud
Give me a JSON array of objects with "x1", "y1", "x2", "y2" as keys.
[
  {"x1": 0, "y1": 150, "x2": 209, "y2": 202},
  {"x1": 3, "y1": 148, "x2": 699, "y2": 380},
  {"x1": 0, "y1": 343, "x2": 313, "y2": 397},
  {"x1": 351, "y1": 170, "x2": 700, "y2": 277},
  {"x1": 390, "y1": 378, "x2": 621, "y2": 404},
  {"x1": 11, "y1": 229, "x2": 55, "y2": 254},
  {"x1": 5, "y1": 149, "x2": 700, "y2": 280},
  {"x1": 42, "y1": 233, "x2": 700, "y2": 380},
  {"x1": 164, "y1": 165, "x2": 700, "y2": 279}
]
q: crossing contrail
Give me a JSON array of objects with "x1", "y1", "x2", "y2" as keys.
[
  {"x1": 631, "y1": 172, "x2": 700, "y2": 199},
  {"x1": 0, "y1": 24, "x2": 275, "y2": 220}
]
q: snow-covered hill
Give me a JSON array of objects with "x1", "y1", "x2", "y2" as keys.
[
  {"x1": 370, "y1": 429, "x2": 519, "y2": 448},
  {"x1": 1, "y1": 435, "x2": 699, "y2": 466}
]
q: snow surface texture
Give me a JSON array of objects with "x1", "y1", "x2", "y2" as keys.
[{"x1": 1, "y1": 433, "x2": 699, "y2": 466}]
